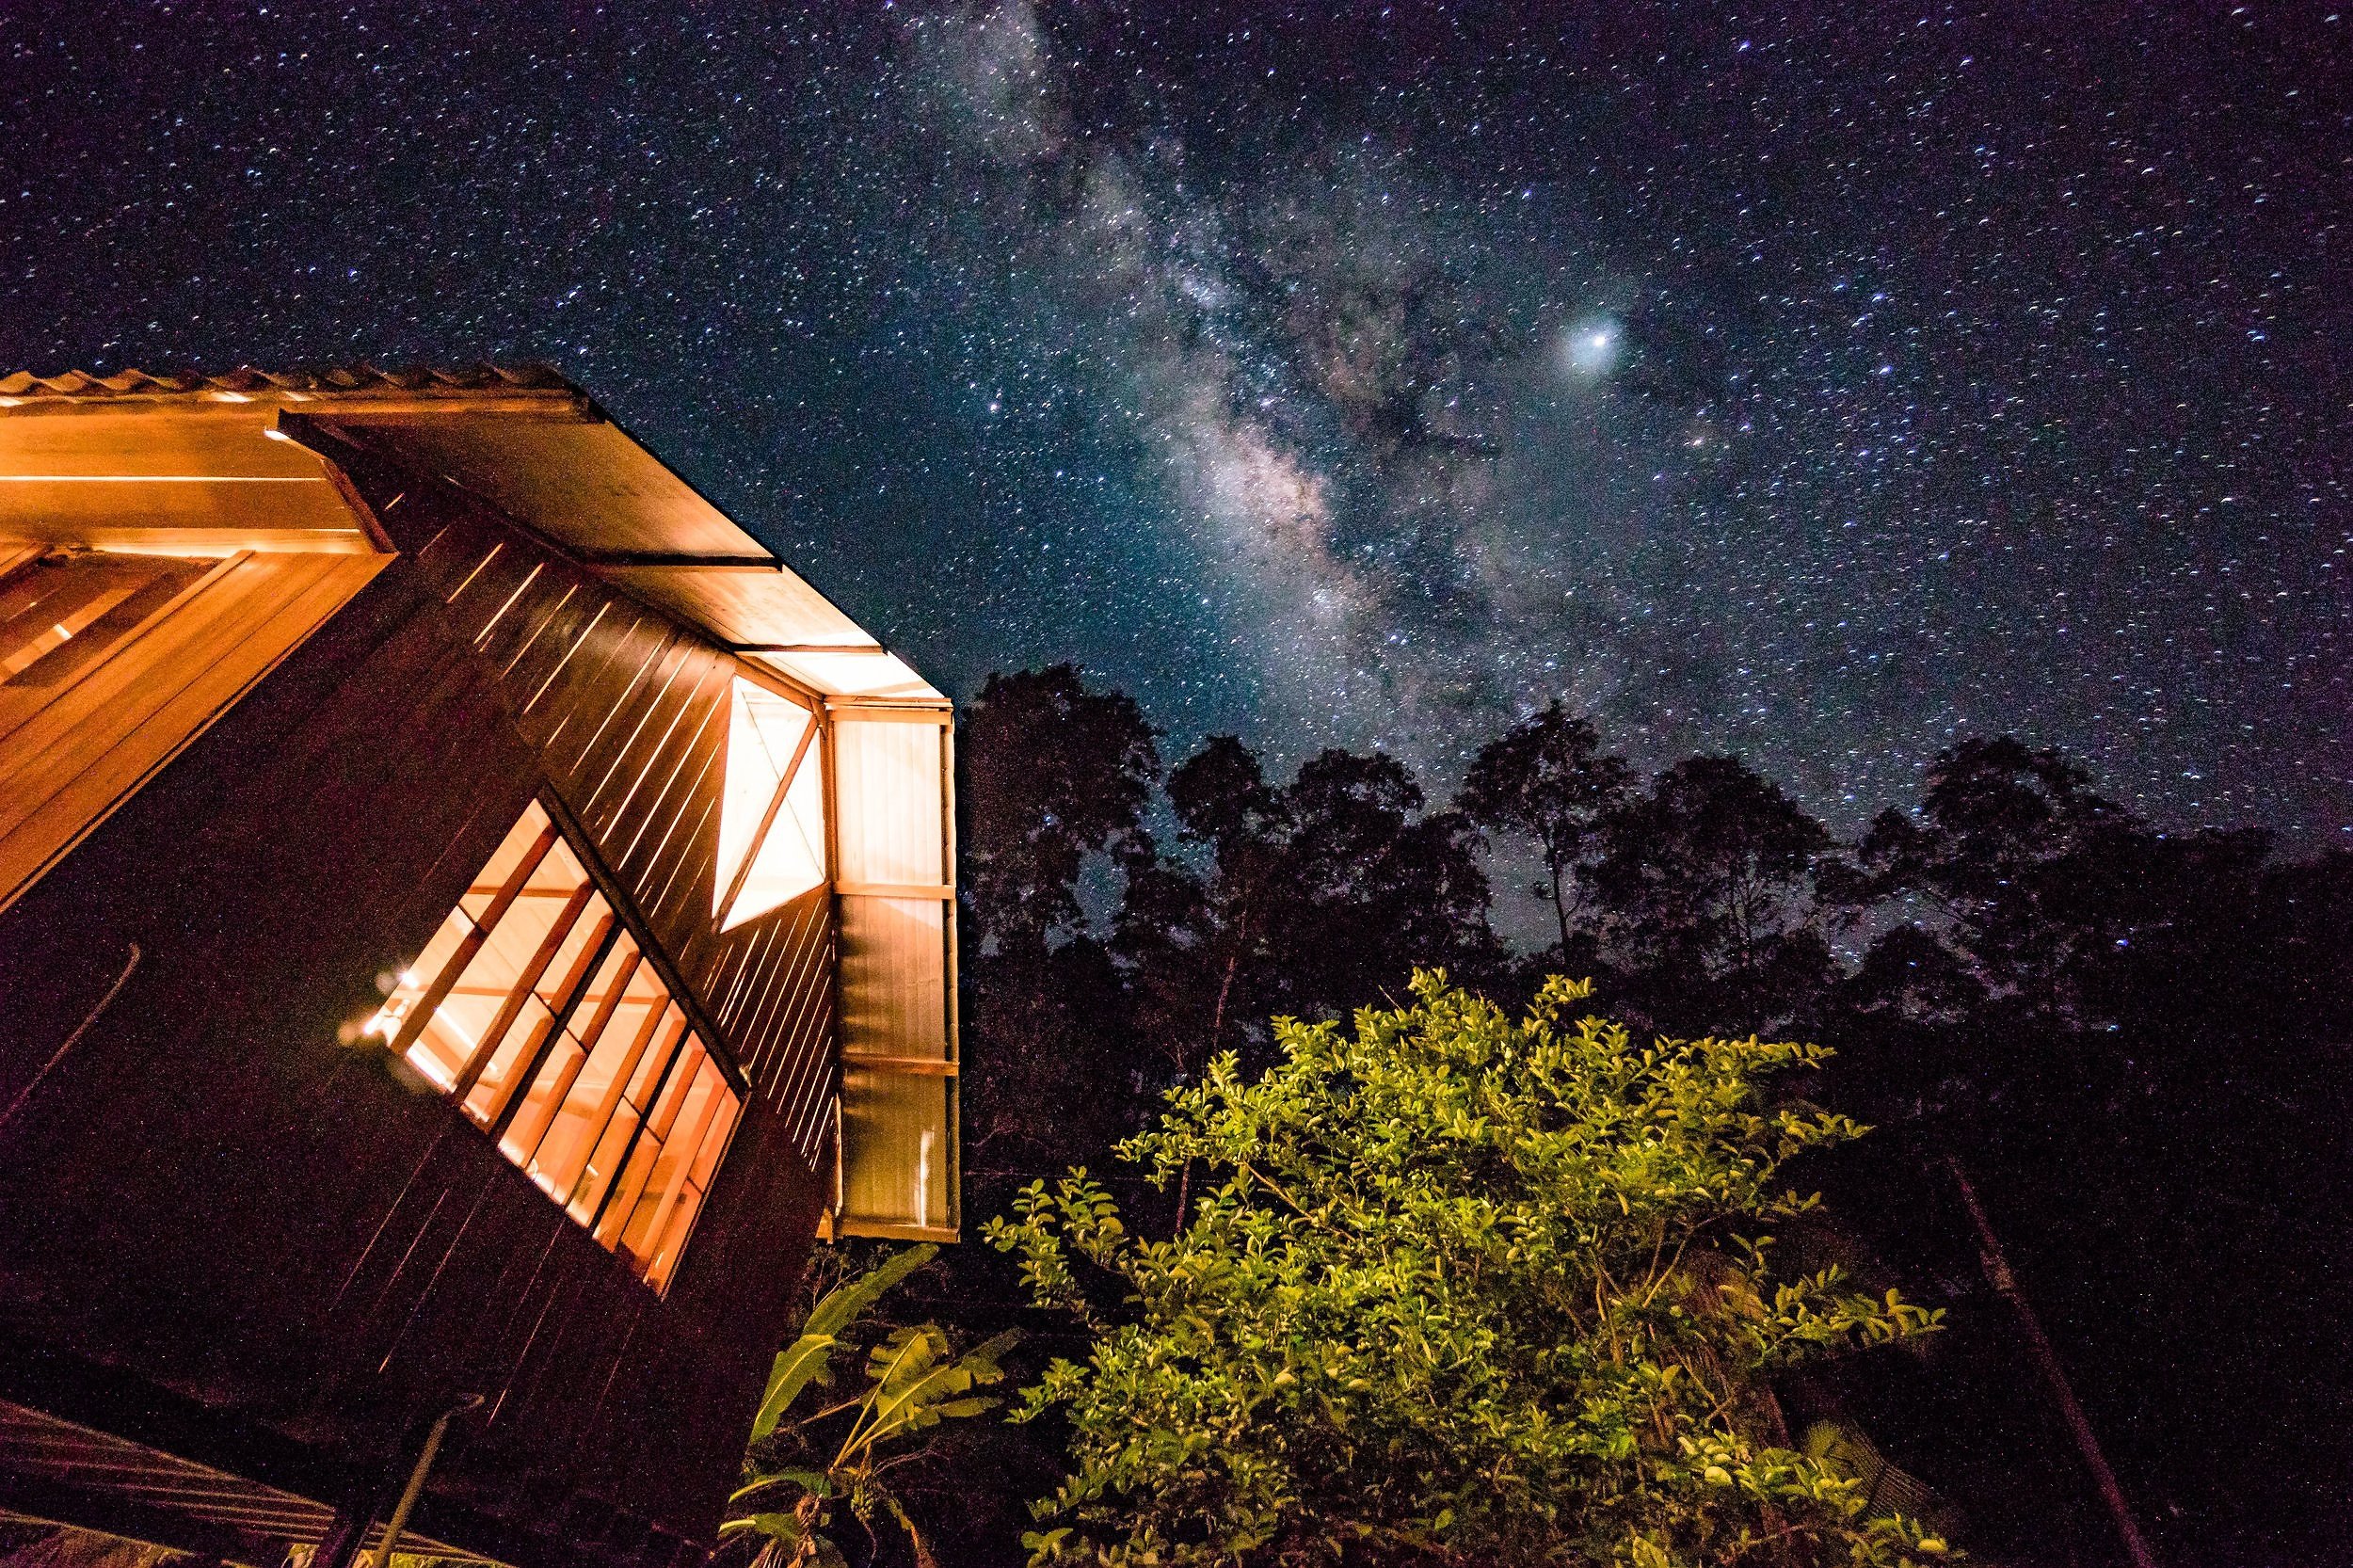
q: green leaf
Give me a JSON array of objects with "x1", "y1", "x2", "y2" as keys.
[{"x1": 750, "y1": 1244, "x2": 938, "y2": 1442}]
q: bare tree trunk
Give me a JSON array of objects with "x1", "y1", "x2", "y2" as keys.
[
  {"x1": 1946, "y1": 1158, "x2": 2159, "y2": 1568},
  {"x1": 1548, "y1": 847, "x2": 1573, "y2": 959},
  {"x1": 1174, "y1": 946, "x2": 1244, "y2": 1239}
]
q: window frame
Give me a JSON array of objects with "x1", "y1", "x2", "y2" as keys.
[
  {"x1": 365, "y1": 786, "x2": 749, "y2": 1295},
  {"x1": 713, "y1": 673, "x2": 831, "y2": 932}
]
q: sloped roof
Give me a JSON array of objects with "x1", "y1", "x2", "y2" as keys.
[
  {"x1": 0, "y1": 364, "x2": 944, "y2": 705},
  {"x1": 0, "y1": 361, "x2": 573, "y2": 400}
]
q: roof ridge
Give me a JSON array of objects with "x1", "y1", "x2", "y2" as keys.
[{"x1": 0, "y1": 360, "x2": 575, "y2": 401}]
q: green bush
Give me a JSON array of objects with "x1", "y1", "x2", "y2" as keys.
[{"x1": 988, "y1": 972, "x2": 1947, "y2": 1568}]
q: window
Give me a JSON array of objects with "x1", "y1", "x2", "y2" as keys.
[
  {"x1": 714, "y1": 677, "x2": 826, "y2": 931},
  {"x1": 361, "y1": 801, "x2": 742, "y2": 1293}
]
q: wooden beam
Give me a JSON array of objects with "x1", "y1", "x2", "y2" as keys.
[
  {"x1": 824, "y1": 705, "x2": 952, "y2": 725},
  {"x1": 574, "y1": 552, "x2": 776, "y2": 569},
  {"x1": 839, "y1": 1055, "x2": 957, "y2": 1078},
  {"x1": 832, "y1": 1221, "x2": 959, "y2": 1243},
  {"x1": 734, "y1": 643, "x2": 889, "y2": 655},
  {"x1": 834, "y1": 882, "x2": 954, "y2": 901}
]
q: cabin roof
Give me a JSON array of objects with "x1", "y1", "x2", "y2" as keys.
[{"x1": 0, "y1": 363, "x2": 944, "y2": 705}]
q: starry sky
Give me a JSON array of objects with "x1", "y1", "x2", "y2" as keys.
[{"x1": 7, "y1": 3, "x2": 2349, "y2": 840}]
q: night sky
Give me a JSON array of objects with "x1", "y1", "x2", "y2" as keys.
[{"x1": 8, "y1": 4, "x2": 2348, "y2": 840}]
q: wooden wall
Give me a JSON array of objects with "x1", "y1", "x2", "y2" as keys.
[
  {"x1": 0, "y1": 434, "x2": 841, "y2": 1568},
  {"x1": 0, "y1": 545, "x2": 388, "y2": 915}
]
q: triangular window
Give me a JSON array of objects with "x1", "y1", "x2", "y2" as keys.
[{"x1": 715, "y1": 678, "x2": 826, "y2": 930}]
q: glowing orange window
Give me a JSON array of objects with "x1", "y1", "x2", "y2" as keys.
[{"x1": 361, "y1": 801, "x2": 742, "y2": 1293}]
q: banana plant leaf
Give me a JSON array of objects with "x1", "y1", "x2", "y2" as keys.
[{"x1": 749, "y1": 1244, "x2": 938, "y2": 1444}]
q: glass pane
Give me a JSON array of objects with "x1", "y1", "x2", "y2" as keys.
[
  {"x1": 407, "y1": 983, "x2": 500, "y2": 1091},
  {"x1": 568, "y1": 1104, "x2": 642, "y2": 1224},
  {"x1": 723, "y1": 730, "x2": 826, "y2": 928},
  {"x1": 643, "y1": 1170, "x2": 714, "y2": 1294},
  {"x1": 360, "y1": 909, "x2": 471, "y2": 1057},
  {"x1": 716, "y1": 680, "x2": 811, "y2": 912},
  {"x1": 462, "y1": 996, "x2": 554, "y2": 1126},
  {"x1": 501, "y1": 1035, "x2": 584, "y2": 1173},
  {"x1": 520, "y1": 944, "x2": 645, "y2": 1193},
  {"x1": 642, "y1": 1037, "x2": 708, "y2": 1144},
  {"x1": 462, "y1": 802, "x2": 553, "y2": 921},
  {"x1": 536, "y1": 900, "x2": 612, "y2": 1009},
  {"x1": 625, "y1": 1006, "x2": 691, "y2": 1110},
  {"x1": 348, "y1": 797, "x2": 745, "y2": 1293},
  {"x1": 593, "y1": 1135, "x2": 663, "y2": 1251},
  {"x1": 688, "y1": 1087, "x2": 742, "y2": 1191},
  {"x1": 644, "y1": 1081, "x2": 742, "y2": 1289},
  {"x1": 618, "y1": 1057, "x2": 727, "y2": 1273}
]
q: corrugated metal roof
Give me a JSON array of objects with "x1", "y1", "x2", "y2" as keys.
[
  {"x1": 0, "y1": 362, "x2": 575, "y2": 401},
  {"x1": 0, "y1": 1400, "x2": 504, "y2": 1564}
]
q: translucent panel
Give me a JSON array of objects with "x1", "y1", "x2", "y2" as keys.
[
  {"x1": 722, "y1": 728, "x2": 825, "y2": 929},
  {"x1": 838, "y1": 897, "x2": 948, "y2": 1060},
  {"x1": 840, "y1": 1067, "x2": 952, "y2": 1234},
  {"x1": 832, "y1": 721, "x2": 944, "y2": 887},
  {"x1": 754, "y1": 648, "x2": 943, "y2": 701}
]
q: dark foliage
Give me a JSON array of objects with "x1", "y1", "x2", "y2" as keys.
[
  {"x1": 1457, "y1": 699, "x2": 1631, "y2": 959},
  {"x1": 928, "y1": 672, "x2": 2353, "y2": 1568}
]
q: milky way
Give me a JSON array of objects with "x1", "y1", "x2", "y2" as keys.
[{"x1": 6, "y1": 3, "x2": 2347, "y2": 837}]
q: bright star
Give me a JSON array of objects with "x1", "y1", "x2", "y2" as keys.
[{"x1": 1562, "y1": 317, "x2": 1622, "y2": 377}]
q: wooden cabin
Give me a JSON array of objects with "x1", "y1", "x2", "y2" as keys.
[{"x1": 0, "y1": 365, "x2": 960, "y2": 1568}]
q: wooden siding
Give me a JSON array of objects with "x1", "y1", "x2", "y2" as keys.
[
  {"x1": 0, "y1": 547, "x2": 389, "y2": 914},
  {"x1": 0, "y1": 438, "x2": 838, "y2": 1568},
  {"x1": 325, "y1": 424, "x2": 840, "y2": 1149}
]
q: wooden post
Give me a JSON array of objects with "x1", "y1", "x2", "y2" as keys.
[
  {"x1": 365, "y1": 1395, "x2": 483, "y2": 1568},
  {"x1": 1945, "y1": 1157, "x2": 2159, "y2": 1568}
]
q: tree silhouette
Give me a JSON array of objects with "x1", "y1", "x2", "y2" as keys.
[
  {"x1": 957, "y1": 665, "x2": 1160, "y2": 1166},
  {"x1": 1835, "y1": 737, "x2": 2134, "y2": 1024},
  {"x1": 1119, "y1": 741, "x2": 1496, "y2": 1092},
  {"x1": 1457, "y1": 700, "x2": 1633, "y2": 959},
  {"x1": 1592, "y1": 754, "x2": 1832, "y2": 1031},
  {"x1": 960, "y1": 664, "x2": 1159, "y2": 958}
]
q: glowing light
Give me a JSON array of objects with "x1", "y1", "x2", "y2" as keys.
[{"x1": 1563, "y1": 316, "x2": 1623, "y2": 377}]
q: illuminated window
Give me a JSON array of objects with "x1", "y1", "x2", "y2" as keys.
[
  {"x1": 0, "y1": 548, "x2": 214, "y2": 733},
  {"x1": 362, "y1": 801, "x2": 742, "y2": 1293},
  {"x1": 714, "y1": 677, "x2": 826, "y2": 930}
]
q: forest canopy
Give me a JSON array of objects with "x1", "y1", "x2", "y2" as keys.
[{"x1": 936, "y1": 664, "x2": 2353, "y2": 1568}]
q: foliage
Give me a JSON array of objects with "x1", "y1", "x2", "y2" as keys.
[
  {"x1": 1120, "y1": 741, "x2": 1497, "y2": 1086},
  {"x1": 986, "y1": 972, "x2": 1946, "y2": 1568},
  {"x1": 952, "y1": 666, "x2": 2353, "y2": 1561},
  {"x1": 1589, "y1": 757, "x2": 1833, "y2": 1032},
  {"x1": 1459, "y1": 700, "x2": 1634, "y2": 958},
  {"x1": 728, "y1": 1245, "x2": 1019, "y2": 1568}
]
